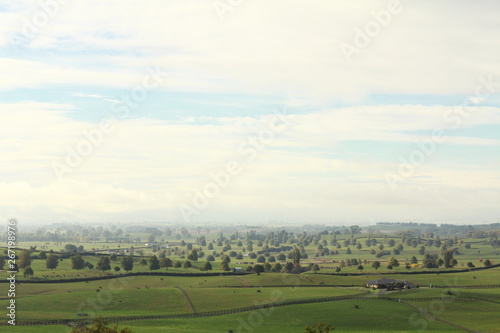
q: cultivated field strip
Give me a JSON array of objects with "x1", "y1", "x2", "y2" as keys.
[{"x1": 0, "y1": 291, "x2": 371, "y2": 326}]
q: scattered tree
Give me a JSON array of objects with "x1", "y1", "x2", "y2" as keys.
[
  {"x1": 200, "y1": 261, "x2": 212, "y2": 271},
  {"x1": 388, "y1": 257, "x2": 400, "y2": 267},
  {"x1": 46, "y1": 254, "x2": 59, "y2": 270},
  {"x1": 443, "y1": 249, "x2": 455, "y2": 268},
  {"x1": 183, "y1": 260, "x2": 192, "y2": 270},
  {"x1": 96, "y1": 256, "x2": 111, "y2": 272},
  {"x1": 18, "y1": 250, "x2": 32, "y2": 269},
  {"x1": 284, "y1": 262, "x2": 294, "y2": 272},
  {"x1": 23, "y1": 266, "x2": 34, "y2": 278},
  {"x1": 220, "y1": 261, "x2": 230, "y2": 271},
  {"x1": 273, "y1": 262, "x2": 282, "y2": 272},
  {"x1": 160, "y1": 257, "x2": 173, "y2": 270},
  {"x1": 149, "y1": 255, "x2": 160, "y2": 270},
  {"x1": 71, "y1": 254, "x2": 86, "y2": 270},
  {"x1": 121, "y1": 256, "x2": 134, "y2": 272}
]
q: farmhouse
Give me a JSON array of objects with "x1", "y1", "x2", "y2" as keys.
[{"x1": 365, "y1": 278, "x2": 414, "y2": 289}]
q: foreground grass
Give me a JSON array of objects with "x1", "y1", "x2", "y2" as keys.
[
  {"x1": 1, "y1": 275, "x2": 367, "y2": 320},
  {"x1": 0, "y1": 300, "x2": 460, "y2": 332},
  {"x1": 405, "y1": 299, "x2": 500, "y2": 333}
]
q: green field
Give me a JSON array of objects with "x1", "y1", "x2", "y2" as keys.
[
  {"x1": 0, "y1": 300, "x2": 465, "y2": 333},
  {"x1": 1, "y1": 230, "x2": 499, "y2": 332},
  {"x1": 388, "y1": 266, "x2": 500, "y2": 286}
]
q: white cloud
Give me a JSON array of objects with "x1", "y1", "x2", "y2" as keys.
[
  {"x1": 72, "y1": 93, "x2": 122, "y2": 104},
  {"x1": 1, "y1": 1, "x2": 500, "y2": 224},
  {"x1": 1, "y1": 102, "x2": 500, "y2": 223},
  {"x1": 1, "y1": 1, "x2": 500, "y2": 101}
]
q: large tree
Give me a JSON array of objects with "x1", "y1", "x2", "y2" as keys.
[
  {"x1": 46, "y1": 254, "x2": 59, "y2": 270},
  {"x1": 149, "y1": 255, "x2": 160, "y2": 270},
  {"x1": 200, "y1": 261, "x2": 212, "y2": 271},
  {"x1": 220, "y1": 261, "x2": 230, "y2": 271},
  {"x1": 252, "y1": 264, "x2": 265, "y2": 274},
  {"x1": 388, "y1": 257, "x2": 400, "y2": 267},
  {"x1": 96, "y1": 256, "x2": 111, "y2": 272},
  {"x1": 18, "y1": 250, "x2": 32, "y2": 269},
  {"x1": 71, "y1": 254, "x2": 86, "y2": 270},
  {"x1": 372, "y1": 261, "x2": 381, "y2": 270},
  {"x1": 423, "y1": 253, "x2": 438, "y2": 268},
  {"x1": 443, "y1": 249, "x2": 455, "y2": 268},
  {"x1": 23, "y1": 266, "x2": 34, "y2": 278},
  {"x1": 120, "y1": 256, "x2": 134, "y2": 272},
  {"x1": 187, "y1": 249, "x2": 198, "y2": 261},
  {"x1": 160, "y1": 257, "x2": 173, "y2": 270},
  {"x1": 350, "y1": 225, "x2": 362, "y2": 234},
  {"x1": 292, "y1": 246, "x2": 301, "y2": 265},
  {"x1": 64, "y1": 244, "x2": 78, "y2": 253}
]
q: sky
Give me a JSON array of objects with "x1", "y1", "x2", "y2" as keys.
[{"x1": 1, "y1": 0, "x2": 500, "y2": 226}]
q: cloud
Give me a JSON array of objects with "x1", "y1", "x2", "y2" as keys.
[
  {"x1": 1, "y1": 102, "x2": 500, "y2": 223},
  {"x1": 72, "y1": 92, "x2": 122, "y2": 104},
  {"x1": 1, "y1": 1, "x2": 500, "y2": 102},
  {"x1": 1, "y1": 1, "x2": 500, "y2": 224}
]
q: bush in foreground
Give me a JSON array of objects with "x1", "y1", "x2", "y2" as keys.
[{"x1": 70, "y1": 317, "x2": 133, "y2": 333}]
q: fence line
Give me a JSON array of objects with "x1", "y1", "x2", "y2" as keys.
[
  {"x1": 2, "y1": 293, "x2": 498, "y2": 327},
  {"x1": 0, "y1": 291, "x2": 370, "y2": 326}
]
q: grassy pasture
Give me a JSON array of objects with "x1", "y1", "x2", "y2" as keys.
[
  {"x1": 385, "y1": 286, "x2": 500, "y2": 300},
  {"x1": 1, "y1": 275, "x2": 365, "y2": 320},
  {"x1": 387, "y1": 266, "x2": 500, "y2": 286},
  {"x1": 3, "y1": 233, "x2": 498, "y2": 282},
  {"x1": 184, "y1": 286, "x2": 366, "y2": 312},
  {"x1": 0, "y1": 299, "x2": 462, "y2": 333},
  {"x1": 404, "y1": 298, "x2": 500, "y2": 333},
  {"x1": 1, "y1": 233, "x2": 498, "y2": 332}
]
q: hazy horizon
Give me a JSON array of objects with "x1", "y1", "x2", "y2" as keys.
[{"x1": 2, "y1": 1, "x2": 500, "y2": 225}]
